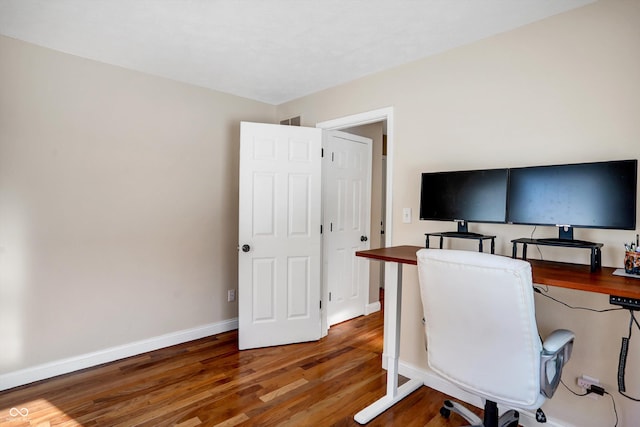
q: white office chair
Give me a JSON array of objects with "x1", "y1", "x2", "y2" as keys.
[{"x1": 416, "y1": 249, "x2": 574, "y2": 427}]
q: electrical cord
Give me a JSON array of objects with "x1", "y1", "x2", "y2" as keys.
[
  {"x1": 618, "y1": 310, "x2": 640, "y2": 402},
  {"x1": 530, "y1": 226, "x2": 544, "y2": 260},
  {"x1": 561, "y1": 379, "x2": 618, "y2": 427},
  {"x1": 533, "y1": 287, "x2": 625, "y2": 313},
  {"x1": 560, "y1": 378, "x2": 588, "y2": 397},
  {"x1": 537, "y1": 284, "x2": 550, "y2": 293},
  {"x1": 604, "y1": 391, "x2": 619, "y2": 427},
  {"x1": 632, "y1": 310, "x2": 640, "y2": 330}
]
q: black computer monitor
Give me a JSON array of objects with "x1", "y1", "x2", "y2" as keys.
[
  {"x1": 507, "y1": 159, "x2": 637, "y2": 241},
  {"x1": 420, "y1": 168, "x2": 508, "y2": 234}
]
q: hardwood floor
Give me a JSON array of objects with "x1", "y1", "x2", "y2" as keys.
[{"x1": 0, "y1": 305, "x2": 477, "y2": 426}]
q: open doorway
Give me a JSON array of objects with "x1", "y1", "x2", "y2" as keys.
[
  {"x1": 316, "y1": 107, "x2": 394, "y2": 334},
  {"x1": 341, "y1": 123, "x2": 386, "y2": 300}
]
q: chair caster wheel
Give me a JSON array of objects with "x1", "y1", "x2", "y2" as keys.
[{"x1": 439, "y1": 406, "x2": 451, "y2": 419}]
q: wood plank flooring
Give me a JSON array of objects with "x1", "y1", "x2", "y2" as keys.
[{"x1": 0, "y1": 304, "x2": 478, "y2": 426}]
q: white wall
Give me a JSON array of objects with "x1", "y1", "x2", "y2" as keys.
[
  {"x1": 0, "y1": 36, "x2": 275, "y2": 378},
  {"x1": 277, "y1": 1, "x2": 640, "y2": 425}
]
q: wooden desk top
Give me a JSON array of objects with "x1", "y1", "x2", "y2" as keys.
[
  {"x1": 355, "y1": 245, "x2": 420, "y2": 265},
  {"x1": 356, "y1": 245, "x2": 640, "y2": 299},
  {"x1": 528, "y1": 259, "x2": 640, "y2": 299}
]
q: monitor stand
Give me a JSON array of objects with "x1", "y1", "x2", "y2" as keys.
[
  {"x1": 536, "y1": 226, "x2": 597, "y2": 247},
  {"x1": 445, "y1": 220, "x2": 482, "y2": 237},
  {"x1": 425, "y1": 221, "x2": 496, "y2": 253},
  {"x1": 511, "y1": 226, "x2": 603, "y2": 272}
]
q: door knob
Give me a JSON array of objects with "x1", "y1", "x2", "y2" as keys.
[
  {"x1": 241, "y1": 244, "x2": 251, "y2": 253},
  {"x1": 360, "y1": 236, "x2": 368, "y2": 242}
]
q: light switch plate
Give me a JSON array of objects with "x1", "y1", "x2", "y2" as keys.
[{"x1": 402, "y1": 208, "x2": 411, "y2": 223}]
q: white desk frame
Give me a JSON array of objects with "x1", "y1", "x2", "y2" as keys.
[{"x1": 354, "y1": 254, "x2": 423, "y2": 423}]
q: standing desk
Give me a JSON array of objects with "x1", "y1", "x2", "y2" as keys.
[{"x1": 353, "y1": 245, "x2": 640, "y2": 424}]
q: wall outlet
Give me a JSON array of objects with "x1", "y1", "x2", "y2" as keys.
[
  {"x1": 576, "y1": 375, "x2": 601, "y2": 399},
  {"x1": 227, "y1": 289, "x2": 236, "y2": 302}
]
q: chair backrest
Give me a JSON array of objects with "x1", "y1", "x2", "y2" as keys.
[{"x1": 416, "y1": 249, "x2": 544, "y2": 409}]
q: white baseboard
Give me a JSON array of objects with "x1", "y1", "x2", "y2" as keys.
[
  {"x1": 365, "y1": 300, "x2": 381, "y2": 315},
  {"x1": 0, "y1": 318, "x2": 238, "y2": 392},
  {"x1": 397, "y1": 360, "x2": 575, "y2": 427}
]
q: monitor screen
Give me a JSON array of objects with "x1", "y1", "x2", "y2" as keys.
[
  {"x1": 507, "y1": 159, "x2": 637, "y2": 230},
  {"x1": 419, "y1": 168, "x2": 508, "y2": 224}
]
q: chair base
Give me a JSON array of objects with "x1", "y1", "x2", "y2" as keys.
[{"x1": 440, "y1": 399, "x2": 519, "y2": 427}]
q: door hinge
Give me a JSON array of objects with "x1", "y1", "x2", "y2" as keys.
[
  {"x1": 321, "y1": 148, "x2": 324, "y2": 158},
  {"x1": 331, "y1": 152, "x2": 335, "y2": 162},
  {"x1": 320, "y1": 300, "x2": 322, "y2": 309},
  {"x1": 320, "y1": 224, "x2": 323, "y2": 234},
  {"x1": 330, "y1": 222, "x2": 333, "y2": 232},
  {"x1": 329, "y1": 292, "x2": 332, "y2": 301}
]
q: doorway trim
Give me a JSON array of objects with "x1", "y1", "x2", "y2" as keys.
[
  {"x1": 316, "y1": 107, "x2": 394, "y2": 248},
  {"x1": 316, "y1": 107, "x2": 394, "y2": 334}
]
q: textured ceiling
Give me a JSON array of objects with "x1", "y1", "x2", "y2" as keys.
[{"x1": 0, "y1": 0, "x2": 594, "y2": 105}]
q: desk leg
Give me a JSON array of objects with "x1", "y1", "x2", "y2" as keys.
[{"x1": 354, "y1": 262, "x2": 423, "y2": 424}]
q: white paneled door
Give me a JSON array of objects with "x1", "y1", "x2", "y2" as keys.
[
  {"x1": 238, "y1": 122, "x2": 322, "y2": 350},
  {"x1": 323, "y1": 131, "x2": 372, "y2": 326}
]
